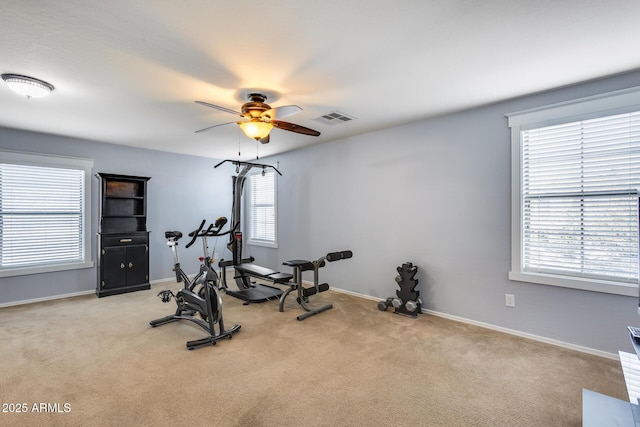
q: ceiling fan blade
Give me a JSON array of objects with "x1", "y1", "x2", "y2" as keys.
[
  {"x1": 194, "y1": 121, "x2": 236, "y2": 133},
  {"x1": 195, "y1": 101, "x2": 243, "y2": 117},
  {"x1": 259, "y1": 134, "x2": 270, "y2": 144},
  {"x1": 272, "y1": 120, "x2": 321, "y2": 137},
  {"x1": 261, "y1": 105, "x2": 302, "y2": 121}
]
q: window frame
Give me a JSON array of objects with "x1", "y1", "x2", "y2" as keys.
[
  {"x1": 0, "y1": 150, "x2": 94, "y2": 278},
  {"x1": 507, "y1": 86, "x2": 640, "y2": 296},
  {"x1": 244, "y1": 164, "x2": 278, "y2": 248}
]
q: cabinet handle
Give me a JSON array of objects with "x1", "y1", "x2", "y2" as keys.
[
  {"x1": 128, "y1": 262, "x2": 133, "y2": 268},
  {"x1": 120, "y1": 263, "x2": 125, "y2": 269},
  {"x1": 120, "y1": 238, "x2": 133, "y2": 243}
]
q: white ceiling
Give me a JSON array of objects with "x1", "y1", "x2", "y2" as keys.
[{"x1": 2, "y1": 0, "x2": 640, "y2": 160}]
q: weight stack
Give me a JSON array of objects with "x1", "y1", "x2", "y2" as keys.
[{"x1": 393, "y1": 262, "x2": 421, "y2": 317}]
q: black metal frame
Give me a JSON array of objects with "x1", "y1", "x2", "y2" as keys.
[
  {"x1": 150, "y1": 219, "x2": 241, "y2": 350},
  {"x1": 280, "y1": 251, "x2": 353, "y2": 320},
  {"x1": 215, "y1": 160, "x2": 292, "y2": 303}
]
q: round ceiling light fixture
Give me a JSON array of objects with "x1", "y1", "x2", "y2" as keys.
[
  {"x1": 238, "y1": 119, "x2": 273, "y2": 140},
  {"x1": 2, "y1": 74, "x2": 54, "y2": 98}
]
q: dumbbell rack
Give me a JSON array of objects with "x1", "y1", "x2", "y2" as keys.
[{"x1": 378, "y1": 262, "x2": 422, "y2": 317}]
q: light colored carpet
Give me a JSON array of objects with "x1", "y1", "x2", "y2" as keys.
[{"x1": 0, "y1": 281, "x2": 628, "y2": 426}]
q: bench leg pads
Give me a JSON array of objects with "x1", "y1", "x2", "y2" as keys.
[{"x1": 301, "y1": 283, "x2": 329, "y2": 298}]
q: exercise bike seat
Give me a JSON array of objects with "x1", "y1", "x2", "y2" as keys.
[{"x1": 165, "y1": 231, "x2": 183, "y2": 240}]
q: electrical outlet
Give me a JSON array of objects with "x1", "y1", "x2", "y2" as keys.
[{"x1": 505, "y1": 294, "x2": 515, "y2": 307}]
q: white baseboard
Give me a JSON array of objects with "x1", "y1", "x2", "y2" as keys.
[
  {"x1": 329, "y1": 286, "x2": 619, "y2": 361},
  {"x1": 0, "y1": 289, "x2": 95, "y2": 308},
  {"x1": 0, "y1": 278, "x2": 175, "y2": 309},
  {"x1": 151, "y1": 277, "x2": 180, "y2": 286}
]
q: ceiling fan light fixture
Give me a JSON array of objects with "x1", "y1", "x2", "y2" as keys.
[
  {"x1": 2, "y1": 74, "x2": 54, "y2": 98},
  {"x1": 239, "y1": 120, "x2": 273, "y2": 140}
]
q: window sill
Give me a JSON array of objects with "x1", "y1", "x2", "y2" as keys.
[
  {"x1": 0, "y1": 261, "x2": 94, "y2": 278},
  {"x1": 508, "y1": 270, "x2": 637, "y2": 297},
  {"x1": 247, "y1": 239, "x2": 278, "y2": 249}
]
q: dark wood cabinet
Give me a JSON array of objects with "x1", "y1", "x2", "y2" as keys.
[{"x1": 96, "y1": 173, "x2": 151, "y2": 297}]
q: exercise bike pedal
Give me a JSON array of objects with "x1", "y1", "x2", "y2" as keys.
[{"x1": 157, "y1": 290, "x2": 175, "y2": 303}]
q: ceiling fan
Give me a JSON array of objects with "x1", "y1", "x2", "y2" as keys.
[{"x1": 195, "y1": 92, "x2": 321, "y2": 144}]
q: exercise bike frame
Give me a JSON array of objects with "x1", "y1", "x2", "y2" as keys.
[{"x1": 150, "y1": 218, "x2": 240, "y2": 350}]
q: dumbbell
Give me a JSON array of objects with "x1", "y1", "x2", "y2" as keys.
[
  {"x1": 404, "y1": 298, "x2": 423, "y2": 312},
  {"x1": 377, "y1": 298, "x2": 393, "y2": 311},
  {"x1": 405, "y1": 300, "x2": 418, "y2": 312},
  {"x1": 377, "y1": 297, "x2": 403, "y2": 311}
]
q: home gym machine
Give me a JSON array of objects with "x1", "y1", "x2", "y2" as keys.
[
  {"x1": 280, "y1": 250, "x2": 353, "y2": 320},
  {"x1": 150, "y1": 217, "x2": 241, "y2": 350},
  {"x1": 214, "y1": 159, "x2": 293, "y2": 303}
]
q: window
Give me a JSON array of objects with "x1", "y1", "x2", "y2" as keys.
[
  {"x1": 245, "y1": 166, "x2": 278, "y2": 248},
  {"x1": 0, "y1": 151, "x2": 93, "y2": 277},
  {"x1": 508, "y1": 86, "x2": 640, "y2": 296}
]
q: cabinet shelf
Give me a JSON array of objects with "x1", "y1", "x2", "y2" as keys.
[{"x1": 103, "y1": 197, "x2": 145, "y2": 217}]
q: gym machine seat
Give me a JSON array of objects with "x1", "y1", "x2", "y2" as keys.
[{"x1": 235, "y1": 263, "x2": 293, "y2": 284}]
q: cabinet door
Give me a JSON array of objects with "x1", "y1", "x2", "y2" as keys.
[
  {"x1": 102, "y1": 246, "x2": 127, "y2": 289},
  {"x1": 126, "y1": 244, "x2": 148, "y2": 286}
]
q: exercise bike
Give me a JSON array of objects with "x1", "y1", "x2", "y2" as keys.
[{"x1": 150, "y1": 217, "x2": 241, "y2": 350}]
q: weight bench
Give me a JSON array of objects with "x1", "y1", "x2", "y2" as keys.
[
  {"x1": 219, "y1": 258, "x2": 293, "y2": 304},
  {"x1": 279, "y1": 250, "x2": 352, "y2": 321},
  {"x1": 235, "y1": 263, "x2": 293, "y2": 284}
]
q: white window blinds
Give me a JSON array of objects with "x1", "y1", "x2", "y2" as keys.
[
  {"x1": 0, "y1": 162, "x2": 86, "y2": 270},
  {"x1": 521, "y1": 111, "x2": 640, "y2": 283},
  {"x1": 247, "y1": 170, "x2": 277, "y2": 247}
]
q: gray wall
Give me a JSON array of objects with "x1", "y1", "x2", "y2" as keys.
[
  {"x1": 0, "y1": 128, "x2": 233, "y2": 304},
  {"x1": 248, "y1": 70, "x2": 640, "y2": 355}
]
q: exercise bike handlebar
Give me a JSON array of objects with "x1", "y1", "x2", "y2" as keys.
[
  {"x1": 185, "y1": 220, "x2": 206, "y2": 248},
  {"x1": 185, "y1": 217, "x2": 231, "y2": 248}
]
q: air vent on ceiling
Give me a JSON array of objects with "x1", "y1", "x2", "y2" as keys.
[{"x1": 313, "y1": 111, "x2": 355, "y2": 126}]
